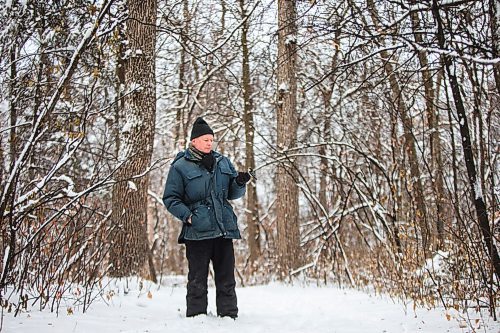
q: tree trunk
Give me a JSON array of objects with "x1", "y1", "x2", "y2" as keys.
[
  {"x1": 0, "y1": 131, "x2": 3, "y2": 276},
  {"x1": 318, "y1": 116, "x2": 330, "y2": 211},
  {"x1": 239, "y1": 0, "x2": 261, "y2": 271},
  {"x1": 114, "y1": 28, "x2": 126, "y2": 159},
  {"x1": 9, "y1": 46, "x2": 17, "y2": 171},
  {"x1": 0, "y1": 125, "x2": 3, "y2": 195},
  {"x1": 465, "y1": 65, "x2": 488, "y2": 221},
  {"x1": 409, "y1": 1, "x2": 447, "y2": 248},
  {"x1": 318, "y1": 29, "x2": 341, "y2": 214},
  {"x1": 1, "y1": 45, "x2": 18, "y2": 297},
  {"x1": 174, "y1": 0, "x2": 189, "y2": 148},
  {"x1": 367, "y1": 0, "x2": 432, "y2": 255},
  {"x1": 108, "y1": 0, "x2": 157, "y2": 279},
  {"x1": 431, "y1": 0, "x2": 500, "y2": 280},
  {"x1": 165, "y1": 0, "x2": 190, "y2": 274},
  {"x1": 276, "y1": 0, "x2": 300, "y2": 278},
  {"x1": 490, "y1": 0, "x2": 500, "y2": 95}
]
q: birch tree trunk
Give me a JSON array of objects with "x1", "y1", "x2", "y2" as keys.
[
  {"x1": 239, "y1": 0, "x2": 261, "y2": 271},
  {"x1": 276, "y1": 0, "x2": 300, "y2": 278},
  {"x1": 108, "y1": 0, "x2": 157, "y2": 279}
]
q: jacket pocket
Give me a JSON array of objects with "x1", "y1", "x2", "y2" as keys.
[
  {"x1": 191, "y1": 204, "x2": 215, "y2": 232},
  {"x1": 186, "y1": 169, "x2": 203, "y2": 180},
  {"x1": 185, "y1": 169, "x2": 204, "y2": 201},
  {"x1": 220, "y1": 165, "x2": 235, "y2": 176},
  {"x1": 222, "y1": 202, "x2": 238, "y2": 231},
  {"x1": 219, "y1": 166, "x2": 235, "y2": 191}
]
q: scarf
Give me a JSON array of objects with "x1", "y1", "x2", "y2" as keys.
[
  {"x1": 188, "y1": 143, "x2": 214, "y2": 171},
  {"x1": 188, "y1": 143, "x2": 205, "y2": 162}
]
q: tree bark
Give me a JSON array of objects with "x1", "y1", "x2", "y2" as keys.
[
  {"x1": 114, "y1": 28, "x2": 126, "y2": 159},
  {"x1": 490, "y1": 0, "x2": 500, "y2": 95},
  {"x1": 1, "y1": 45, "x2": 18, "y2": 298},
  {"x1": 431, "y1": 0, "x2": 500, "y2": 279},
  {"x1": 109, "y1": 0, "x2": 157, "y2": 279},
  {"x1": 276, "y1": 0, "x2": 301, "y2": 278},
  {"x1": 9, "y1": 46, "x2": 17, "y2": 171},
  {"x1": 0, "y1": 131, "x2": 3, "y2": 279},
  {"x1": 409, "y1": 1, "x2": 447, "y2": 248},
  {"x1": 318, "y1": 29, "x2": 341, "y2": 215},
  {"x1": 174, "y1": 0, "x2": 189, "y2": 148},
  {"x1": 239, "y1": 0, "x2": 261, "y2": 271},
  {"x1": 165, "y1": 0, "x2": 190, "y2": 274}
]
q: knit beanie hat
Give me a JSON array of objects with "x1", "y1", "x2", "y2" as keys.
[{"x1": 190, "y1": 117, "x2": 214, "y2": 140}]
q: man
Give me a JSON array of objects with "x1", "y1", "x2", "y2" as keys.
[{"x1": 162, "y1": 117, "x2": 251, "y2": 319}]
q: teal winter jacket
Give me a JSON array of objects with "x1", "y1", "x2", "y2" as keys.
[{"x1": 162, "y1": 149, "x2": 246, "y2": 243}]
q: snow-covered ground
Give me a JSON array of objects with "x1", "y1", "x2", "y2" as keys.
[{"x1": 3, "y1": 277, "x2": 499, "y2": 333}]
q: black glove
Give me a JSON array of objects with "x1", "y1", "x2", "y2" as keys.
[
  {"x1": 200, "y1": 153, "x2": 214, "y2": 171},
  {"x1": 235, "y1": 171, "x2": 251, "y2": 185}
]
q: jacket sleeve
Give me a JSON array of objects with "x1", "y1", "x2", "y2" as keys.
[
  {"x1": 226, "y1": 158, "x2": 246, "y2": 200},
  {"x1": 162, "y1": 164, "x2": 191, "y2": 223}
]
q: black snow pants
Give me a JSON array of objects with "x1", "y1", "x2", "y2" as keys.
[{"x1": 184, "y1": 237, "x2": 238, "y2": 318}]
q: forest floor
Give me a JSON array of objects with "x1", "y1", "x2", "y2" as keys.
[{"x1": 2, "y1": 276, "x2": 499, "y2": 333}]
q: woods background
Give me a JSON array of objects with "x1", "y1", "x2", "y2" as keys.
[{"x1": 0, "y1": 0, "x2": 498, "y2": 319}]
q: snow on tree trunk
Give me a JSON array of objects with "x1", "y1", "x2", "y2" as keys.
[
  {"x1": 108, "y1": 0, "x2": 157, "y2": 279},
  {"x1": 276, "y1": 0, "x2": 301, "y2": 278}
]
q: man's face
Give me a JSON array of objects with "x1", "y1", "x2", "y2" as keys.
[{"x1": 192, "y1": 134, "x2": 214, "y2": 154}]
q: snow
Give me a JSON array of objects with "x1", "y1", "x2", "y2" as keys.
[
  {"x1": 54, "y1": 175, "x2": 77, "y2": 197},
  {"x1": 285, "y1": 34, "x2": 297, "y2": 45},
  {"x1": 1, "y1": 246, "x2": 9, "y2": 280},
  {"x1": 128, "y1": 180, "x2": 138, "y2": 191},
  {"x1": 123, "y1": 49, "x2": 133, "y2": 58},
  {"x1": 3, "y1": 277, "x2": 499, "y2": 333},
  {"x1": 121, "y1": 111, "x2": 141, "y2": 134},
  {"x1": 278, "y1": 82, "x2": 289, "y2": 92},
  {"x1": 474, "y1": 179, "x2": 483, "y2": 200},
  {"x1": 416, "y1": 250, "x2": 449, "y2": 281}
]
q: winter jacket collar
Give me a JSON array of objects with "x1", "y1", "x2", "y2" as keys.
[{"x1": 172, "y1": 149, "x2": 221, "y2": 164}]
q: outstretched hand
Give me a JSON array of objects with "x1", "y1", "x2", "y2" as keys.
[{"x1": 236, "y1": 171, "x2": 251, "y2": 185}]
